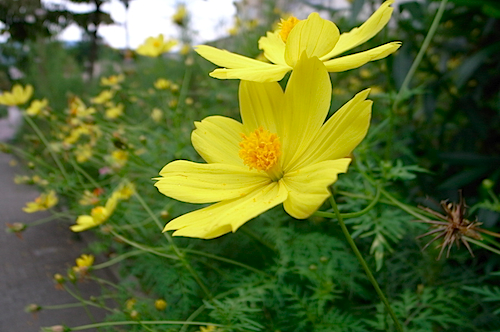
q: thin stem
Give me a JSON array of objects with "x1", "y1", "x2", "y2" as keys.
[
  {"x1": 92, "y1": 250, "x2": 145, "y2": 269},
  {"x1": 23, "y1": 113, "x2": 70, "y2": 182},
  {"x1": 394, "y1": 0, "x2": 448, "y2": 108},
  {"x1": 329, "y1": 192, "x2": 403, "y2": 332},
  {"x1": 63, "y1": 285, "x2": 115, "y2": 313},
  {"x1": 134, "y1": 192, "x2": 212, "y2": 299},
  {"x1": 183, "y1": 248, "x2": 271, "y2": 277},
  {"x1": 67, "y1": 320, "x2": 223, "y2": 331},
  {"x1": 387, "y1": 0, "x2": 448, "y2": 158},
  {"x1": 109, "y1": 229, "x2": 179, "y2": 261},
  {"x1": 465, "y1": 237, "x2": 500, "y2": 256},
  {"x1": 314, "y1": 187, "x2": 381, "y2": 220}
]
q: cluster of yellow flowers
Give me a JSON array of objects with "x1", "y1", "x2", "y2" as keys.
[
  {"x1": 154, "y1": 0, "x2": 400, "y2": 239},
  {"x1": 70, "y1": 182, "x2": 135, "y2": 232}
]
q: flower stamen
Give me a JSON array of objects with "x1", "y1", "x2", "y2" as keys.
[
  {"x1": 239, "y1": 127, "x2": 281, "y2": 172},
  {"x1": 279, "y1": 16, "x2": 301, "y2": 43}
]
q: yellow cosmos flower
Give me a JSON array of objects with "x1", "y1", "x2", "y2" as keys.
[
  {"x1": 154, "y1": 78, "x2": 171, "y2": 90},
  {"x1": 91, "y1": 90, "x2": 114, "y2": 104},
  {"x1": 172, "y1": 4, "x2": 187, "y2": 26},
  {"x1": 75, "y1": 254, "x2": 94, "y2": 268},
  {"x1": 105, "y1": 103, "x2": 124, "y2": 119},
  {"x1": 70, "y1": 195, "x2": 118, "y2": 232},
  {"x1": 151, "y1": 108, "x2": 163, "y2": 122},
  {"x1": 23, "y1": 190, "x2": 58, "y2": 213},
  {"x1": 154, "y1": 299, "x2": 168, "y2": 311},
  {"x1": 136, "y1": 34, "x2": 178, "y2": 57},
  {"x1": 195, "y1": 0, "x2": 400, "y2": 82},
  {"x1": 0, "y1": 84, "x2": 33, "y2": 105},
  {"x1": 100, "y1": 74, "x2": 125, "y2": 87},
  {"x1": 154, "y1": 56, "x2": 372, "y2": 239},
  {"x1": 26, "y1": 98, "x2": 49, "y2": 116},
  {"x1": 68, "y1": 97, "x2": 96, "y2": 118},
  {"x1": 111, "y1": 181, "x2": 135, "y2": 200},
  {"x1": 75, "y1": 144, "x2": 93, "y2": 163}
]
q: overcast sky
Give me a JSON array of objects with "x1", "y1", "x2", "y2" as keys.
[{"x1": 42, "y1": 0, "x2": 237, "y2": 48}]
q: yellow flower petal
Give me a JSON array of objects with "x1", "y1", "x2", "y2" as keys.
[
  {"x1": 191, "y1": 116, "x2": 244, "y2": 165},
  {"x1": 323, "y1": 42, "x2": 401, "y2": 72},
  {"x1": 282, "y1": 159, "x2": 351, "y2": 219},
  {"x1": 258, "y1": 31, "x2": 287, "y2": 65},
  {"x1": 281, "y1": 55, "x2": 331, "y2": 172},
  {"x1": 323, "y1": 0, "x2": 395, "y2": 59},
  {"x1": 210, "y1": 65, "x2": 290, "y2": 82},
  {"x1": 155, "y1": 160, "x2": 271, "y2": 203},
  {"x1": 284, "y1": 13, "x2": 340, "y2": 67},
  {"x1": 163, "y1": 182, "x2": 287, "y2": 239},
  {"x1": 239, "y1": 80, "x2": 284, "y2": 134},
  {"x1": 70, "y1": 215, "x2": 95, "y2": 232},
  {"x1": 292, "y1": 89, "x2": 372, "y2": 170},
  {"x1": 195, "y1": 45, "x2": 290, "y2": 82}
]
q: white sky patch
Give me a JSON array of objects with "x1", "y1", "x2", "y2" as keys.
[{"x1": 42, "y1": 0, "x2": 237, "y2": 49}]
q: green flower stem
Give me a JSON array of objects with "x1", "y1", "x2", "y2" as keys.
[
  {"x1": 174, "y1": 66, "x2": 193, "y2": 127},
  {"x1": 183, "y1": 248, "x2": 272, "y2": 277},
  {"x1": 465, "y1": 237, "x2": 500, "y2": 256},
  {"x1": 92, "y1": 250, "x2": 145, "y2": 270},
  {"x1": 108, "y1": 229, "x2": 179, "y2": 261},
  {"x1": 66, "y1": 320, "x2": 223, "y2": 331},
  {"x1": 387, "y1": 0, "x2": 448, "y2": 158},
  {"x1": 7, "y1": 143, "x2": 57, "y2": 171},
  {"x1": 23, "y1": 113, "x2": 70, "y2": 183},
  {"x1": 314, "y1": 187, "x2": 381, "y2": 220},
  {"x1": 133, "y1": 192, "x2": 213, "y2": 299},
  {"x1": 329, "y1": 192, "x2": 403, "y2": 332},
  {"x1": 395, "y1": 0, "x2": 449, "y2": 106},
  {"x1": 63, "y1": 285, "x2": 115, "y2": 313},
  {"x1": 42, "y1": 302, "x2": 87, "y2": 310},
  {"x1": 69, "y1": 159, "x2": 101, "y2": 189},
  {"x1": 27, "y1": 212, "x2": 72, "y2": 227}
]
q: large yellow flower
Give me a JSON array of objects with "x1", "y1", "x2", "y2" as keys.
[
  {"x1": 154, "y1": 56, "x2": 372, "y2": 239},
  {"x1": 0, "y1": 84, "x2": 33, "y2": 105},
  {"x1": 195, "y1": 0, "x2": 400, "y2": 82}
]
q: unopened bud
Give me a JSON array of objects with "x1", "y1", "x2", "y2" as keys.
[
  {"x1": 130, "y1": 310, "x2": 140, "y2": 320},
  {"x1": 155, "y1": 299, "x2": 168, "y2": 310},
  {"x1": 160, "y1": 210, "x2": 170, "y2": 219},
  {"x1": 25, "y1": 303, "x2": 41, "y2": 313},
  {"x1": 482, "y1": 179, "x2": 494, "y2": 190},
  {"x1": 53, "y1": 273, "x2": 65, "y2": 284}
]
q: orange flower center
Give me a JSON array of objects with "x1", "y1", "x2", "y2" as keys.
[
  {"x1": 239, "y1": 127, "x2": 281, "y2": 171},
  {"x1": 279, "y1": 16, "x2": 301, "y2": 42}
]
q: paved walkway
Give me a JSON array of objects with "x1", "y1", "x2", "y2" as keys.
[{"x1": 0, "y1": 116, "x2": 110, "y2": 331}]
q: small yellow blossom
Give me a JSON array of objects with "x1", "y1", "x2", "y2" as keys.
[
  {"x1": 0, "y1": 84, "x2": 33, "y2": 105},
  {"x1": 195, "y1": 0, "x2": 400, "y2": 82},
  {"x1": 168, "y1": 99, "x2": 178, "y2": 108},
  {"x1": 180, "y1": 44, "x2": 191, "y2": 55},
  {"x1": 91, "y1": 90, "x2": 114, "y2": 104},
  {"x1": 100, "y1": 74, "x2": 125, "y2": 87},
  {"x1": 199, "y1": 326, "x2": 219, "y2": 332},
  {"x1": 73, "y1": 254, "x2": 94, "y2": 276},
  {"x1": 23, "y1": 190, "x2": 58, "y2": 213},
  {"x1": 111, "y1": 150, "x2": 129, "y2": 168},
  {"x1": 32, "y1": 175, "x2": 49, "y2": 186},
  {"x1": 136, "y1": 34, "x2": 178, "y2": 57},
  {"x1": 75, "y1": 144, "x2": 93, "y2": 163},
  {"x1": 68, "y1": 97, "x2": 95, "y2": 118},
  {"x1": 154, "y1": 78, "x2": 171, "y2": 90},
  {"x1": 185, "y1": 97, "x2": 194, "y2": 105},
  {"x1": 26, "y1": 98, "x2": 49, "y2": 116},
  {"x1": 105, "y1": 103, "x2": 124, "y2": 119},
  {"x1": 76, "y1": 254, "x2": 94, "y2": 268},
  {"x1": 70, "y1": 195, "x2": 118, "y2": 232},
  {"x1": 155, "y1": 299, "x2": 168, "y2": 310},
  {"x1": 111, "y1": 181, "x2": 135, "y2": 200},
  {"x1": 151, "y1": 108, "x2": 163, "y2": 122},
  {"x1": 125, "y1": 298, "x2": 136, "y2": 310},
  {"x1": 172, "y1": 4, "x2": 187, "y2": 26}
]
